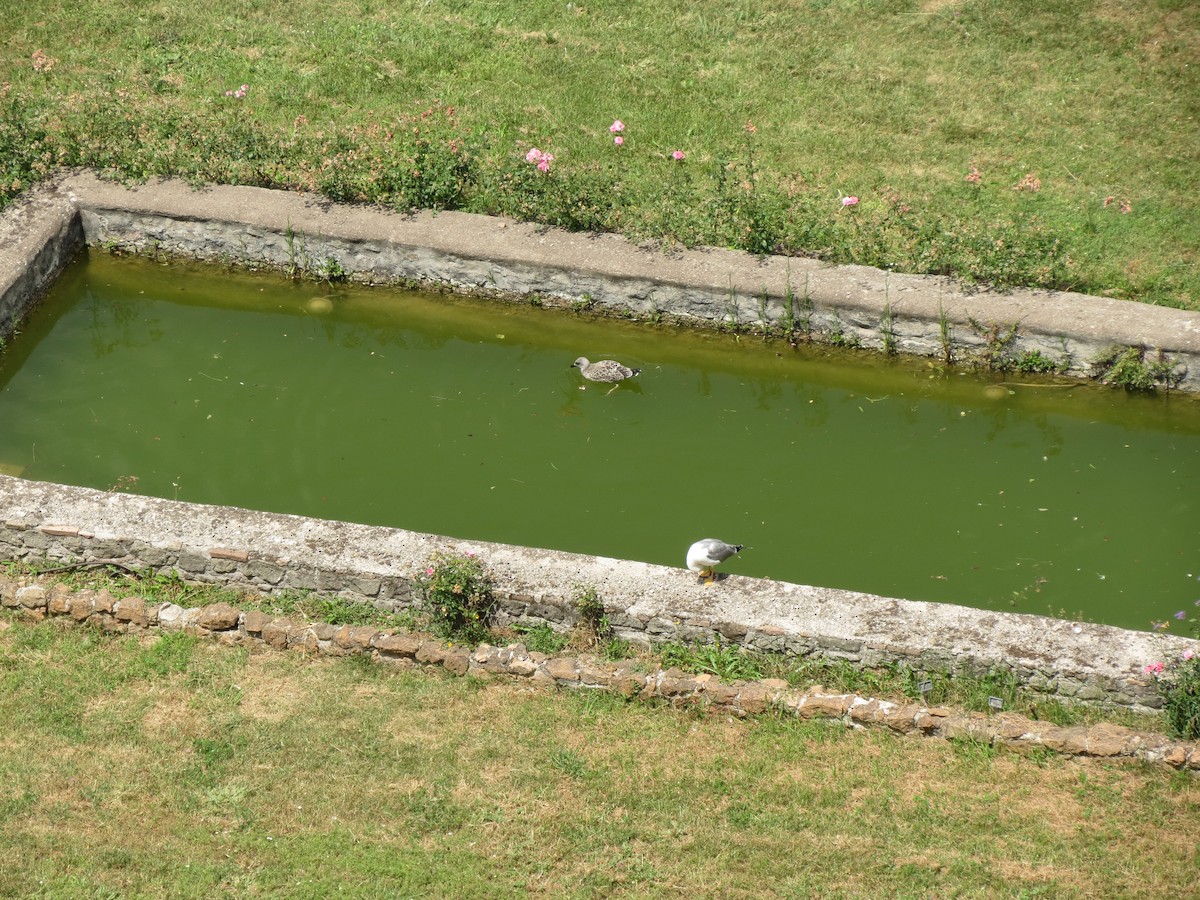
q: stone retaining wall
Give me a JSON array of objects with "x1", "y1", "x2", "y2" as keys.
[
  {"x1": 4, "y1": 576, "x2": 1197, "y2": 772},
  {"x1": 0, "y1": 172, "x2": 1197, "y2": 719},
  {"x1": 2, "y1": 476, "x2": 1192, "y2": 715},
  {"x1": 2, "y1": 171, "x2": 1199, "y2": 391}
]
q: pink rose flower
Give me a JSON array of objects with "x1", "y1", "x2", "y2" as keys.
[
  {"x1": 609, "y1": 119, "x2": 625, "y2": 133},
  {"x1": 841, "y1": 196, "x2": 859, "y2": 207},
  {"x1": 526, "y1": 147, "x2": 543, "y2": 163},
  {"x1": 614, "y1": 135, "x2": 624, "y2": 146},
  {"x1": 672, "y1": 150, "x2": 685, "y2": 161},
  {"x1": 1143, "y1": 662, "x2": 1165, "y2": 675}
]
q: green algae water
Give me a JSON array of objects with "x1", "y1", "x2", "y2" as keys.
[{"x1": 2, "y1": 252, "x2": 1198, "y2": 632}]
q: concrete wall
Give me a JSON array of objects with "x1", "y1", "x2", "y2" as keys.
[
  {"x1": 2, "y1": 475, "x2": 1192, "y2": 713},
  {"x1": 49, "y1": 173, "x2": 1200, "y2": 391},
  {"x1": 0, "y1": 172, "x2": 1197, "y2": 714}
]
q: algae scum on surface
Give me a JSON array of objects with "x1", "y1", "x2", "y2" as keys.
[{"x1": 1, "y1": 252, "x2": 1198, "y2": 631}]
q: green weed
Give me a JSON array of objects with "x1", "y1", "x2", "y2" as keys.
[
  {"x1": 511, "y1": 622, "x2": 570, "y2": 655},
  {"x1": 880, "y1": 300, "x2": 897, "y2": 355},
  {"x1": 659, "y1": 638, "x2": 765, "y2": 682},
  {"x1": 1012, "y1": 349, "x2": 1066, "y2": 374},
  {"x1": 571, "y1": 583, "x2": 610, "y2": 647},
  {"x1": 1090, "y1": 346, "x2": 1183, "y2": 391}
]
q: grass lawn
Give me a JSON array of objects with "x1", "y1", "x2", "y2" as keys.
[
  {"x1": 1, "y1": 614, "x2": 1198, "y2": 898},
  {"x1": 1, "y1": 0, "x2": 1197, "y2": 308},
  {"x1": 2, "y1": 5, "x2": 1199, "y2": 892}
]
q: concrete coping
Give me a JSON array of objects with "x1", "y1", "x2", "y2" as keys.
[
  {"x1": 1, "y1": 475, "x2": 1194, "y2": 714},
  {"x1": 0, "y1": 171, "x2": 1197, "y2": 714},
  {"x1": 1, "y1": 170, "x2": 1198, "y2": 390}
]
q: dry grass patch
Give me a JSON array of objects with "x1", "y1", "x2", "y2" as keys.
[{"x1": 2, "y1": 615, "x2": 1198, "y2": 897}]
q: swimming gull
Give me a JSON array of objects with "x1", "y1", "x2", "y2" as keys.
[{"x1": 571, "y1": 357, "x2": 642, "y2": 384}]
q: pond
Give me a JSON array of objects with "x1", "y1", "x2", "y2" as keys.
[{"x1": 2, "y1": 251, "x2": 1198, "y2": 632}]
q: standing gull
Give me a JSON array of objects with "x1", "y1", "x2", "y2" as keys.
[
  {"x1": 686, "y1": 539, "x2": 744, "y2": 585},
  {"x1": 571, "y1": 357, "x2": 641, "y2": 388}
]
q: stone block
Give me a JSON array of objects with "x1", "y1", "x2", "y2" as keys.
[
  {"x1": 348, "y1": 576, "x2": 381, "y2": 597},
  {"x1": 578, "y1": 664, "x2": 611, "y2": 687},
  {"x1": 261, "y1": 621, "x2": 290, "y2": 650},
  {"x1": 1163, "y1": 745, "x2": 1189, "y2": 768},
  {"x1": 645, "y1": 616, "x2": 676, "y2": 636},
  {"x1": 748, "y1": 632, "x2": 786, "y2": 653},
  {"x1": 988, "y1": 714, "x2": 1031, "y2": 743},
  {"x1": 1075, "y1": 683, "x2": 1106, "y2": 702},
  {"x1": 544, "y1": 657, "x2": 579, "y2": 682},
  {"x1": 209, "y1": 547, "x2": 249, "y2": 562},
  {"x1": 309, "y1": 623, "x2": 336, "y2": 641},
  {"x1": 761, "y1": 678, "x2": 790, "y2": 696},
  {"x1": 848, "y1": 699, "x2": 883, "y2": 724},
  {"x1": 114, "y1": 597, "x2": 149, "y2": 627},
  {"x1": 177, "y1": 552, "x2": 209, "y2": 573},
  {"x1": 940, "y1": 716, "x2": 996, "y2": 745},
  {"x1": 374, "y1": 633, "x2": 420, "y2": 657},
  {"x1": 194, "y1": 603, "x2": 241, "y2": 631},
  {"x1": 287, "y1": 627, "x2": 319, "y2": 652},
  {"x1": 16, "y1": 586, "x2": 47, "y2": 609},
  {"x1": 156, "y1": 602, "x2": 187, "y2": 629},
  {"x1": 702, "y1": 681, "x2": 738, "y2": 708},
  {"x1": 527, "y1": 600, "x2": 566, "y2": 624},
  {"x1": 1038, "y1": 726, "x2": 1086, "y2": 754},
  {"x1": 245, "y1": 560, "x2": 285, "y2": 584},
  {"x1": 1085, "y1": 723, "x2": 1134, "y2": 758},
  {"x1": 800, "y1": 693, "x2": 853, "y2": 719},
  {"x1": 443, "y1": 650, "x2": 470, "y2": 676},
  {"x1": 334, "y1": 625, "x2": 378, "y2": 650},
  {"x1": 242, "y1": 610, "x2": 272, "y2": 633},
  {"x1": 137, "y1": 548, "x2": 173, "y2": 567},
  {"x1": 416, "y1": 641, "x2": 448, "y2": 665},
  {"x1": 735, "y1": 683, "x2": 771, "y2": 715},
  {"x1": 284, "y1": 568, "x2": 320, "y2": 591},
  {"x1": 508, "y1": 656, "x2": 538, "y2": 677},
  {"x1": 878, "y1": 703, "x2": 921, "y2": 734},
  {"x1": 92, "y1": 590, "x2": 117, "y2": 613},
  {"x1": 710, "y1": 624, "x2": 748, "y2": 643},
  {"x1": 66, "y1": 593, "x2": 93, "y2": 620},
  {"x1": 316, "y1": 569, "x2": 344, "y2": 591}
]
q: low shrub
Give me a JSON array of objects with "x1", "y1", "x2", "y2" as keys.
[
  {"x1": 414, "y1": 550, "x2": 495, "y2": 644},
  {"x1": 1147, "y1": 652, "x2": 1200, "y2": 741}
]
